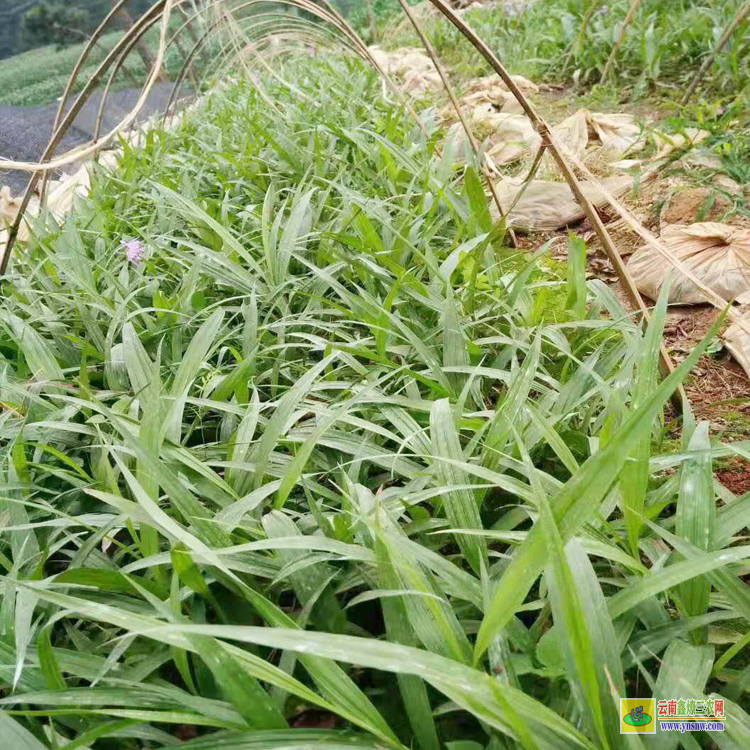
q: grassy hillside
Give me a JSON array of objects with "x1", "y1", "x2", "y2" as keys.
[
  {"x1": 0, "y1": 0, "x2": 155, "y2": 61},
  {"x1": 0, "y1": 25, "x2": 189, "y2": 107},
  {"x1": 0, "y1": 30, "x2": 125, "y2": 107}
]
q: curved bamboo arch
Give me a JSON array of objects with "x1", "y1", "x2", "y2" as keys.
[
  {"x1": 1, "y1": 0, "x2": 182, "y2": 272},
  {"x1": 2, "y1": 0, "x2": 448, "y2": 274},
  {"x1": 0, "y1": 0, "x2": 380, "y2": 271},
  {"x1": 174, "y1": 19, "x2": 357, "y2": 114},
  {"x1": 39, "y1": 0, "x2": 200, "y2": 203}
]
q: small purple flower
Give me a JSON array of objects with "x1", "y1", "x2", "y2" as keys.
[{"x1": 123, "y1": 239, "x2": 146, "y2": 266}]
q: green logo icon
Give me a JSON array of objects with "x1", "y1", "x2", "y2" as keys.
[{"x1": 624, "y1": 706, "x2": 653, "y2": 727}]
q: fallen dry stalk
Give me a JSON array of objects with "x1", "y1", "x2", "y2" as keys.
[
  {"x1": 42, "y1": 0, "x2": 148, "y2": 203},
  {"x1": 601, "y1": 0, "x2": 645, "y2": 84},
  {"x1": 0, "y1": 0, "x2": 175, "y2": 174},
  {"x1": 504, "y1": 142, "x2": 547, "y2": 217},
  {"x1": 566, "y1": 0, "x2": 604, "y2": 68},
  {"x1": 682, "y1": 0, "x2": 750, "y2": 105}
]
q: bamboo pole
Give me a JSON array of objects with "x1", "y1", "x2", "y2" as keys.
[
  {"x1": 41, "y1": 0, "x2": 154, "y2": 204},
  {"x1": 1, "y1": 0, "x2": 382, "y2": 274},
  {"x1": 366, "y1": 0, "x2": 378, "y2": 43},
  {"x1": 0, "y1": 0, "x2": 177, "y2": 275},
  {"x1": 682, "y1": 0, "x2": 750, "y2": 105},
  {"x1": 565, "y1": 0, "x2": 604, "y2": 69},
  {"x1": 601, "y1": 0, "x2": 645, "y2": 84},
  {"x1": 109, "y1": 0, "x2": 167, "y2": 82}
]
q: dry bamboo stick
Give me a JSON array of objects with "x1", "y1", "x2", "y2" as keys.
[
  {"x1": 2, "y1": 0, "x2": 426, "y2": 275},
  {"x1": 565, "y1": 0, "x2": 604, "y2": 69},
  {"x1": 41, "y1": 0, "x2": 153, "y2": 204},
  {"x1": 366, "y1": 0, "x2": 378, "y2": 43},
  {"x1": 0, "y1": 1, "x2": 175, "y2": 174},
  {"x1": 682, "y1": 0, "x2": 750, "y2": 105},
  {"x1": 601, "y1": 0, "x2": 645, "y2": 84},
  {"x1": 395, "y1": 0, "x2": 518, "y2": 246},
  {"x1": 1, "y1": 0, "x2": 179, "y2": 276}
]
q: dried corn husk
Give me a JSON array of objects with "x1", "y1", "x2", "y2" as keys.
[
  {"x1": 439, "y1": 73, "x2": 536, "y2": 120},
  {"x1": 628, "y1": 223, "x2": 750, "y2": 304},
  {"x1": 368, "y1": 46, "x2": 442, "y2": 94},
  {"x1": 0, "y1": 186, "x2": 39, "y2": 244},
  {"x1": 454, "y1": 87, "x2": 524, "y2": 115},
  {"x1": 0, "y1": 186, "x2": 21, "y2": 226},
  {"x1": 446, "y1": 107, "x2": 542, "y2": 165},
  {"x1": 45, "y1": 170, "x2": 91, "y2": 218},
  {"x1": 589, "y1": 112, "x2": 642, "y2": 155},
  {"x1": 0, "y1": 150, "x2": 121, "y2": 255},
  {"x1": 446, "y1": 107, "x2": 646, "y2": 177},
  {"x1": 724, "y1": 314, "x2": 750, "y2": 379},
  {"x1": 550, "y1": 109, "x2": 644, "y2": 160},
  {"x1": 551, "y1": 109, "x2": 590, "y2": 158},
  {"x1": 490, "y1": 173, "x2": 633, "y2": 232},
  {"x1": 463, "y1": 73, "x2": 539, "y2": 98},
  {"x1": 653, "y1": 128, "x2": 710, "y2": 160}
]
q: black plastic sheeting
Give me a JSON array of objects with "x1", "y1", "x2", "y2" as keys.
[{"x1": 0, "y1": 82, "x2": 191, "y2": 195}]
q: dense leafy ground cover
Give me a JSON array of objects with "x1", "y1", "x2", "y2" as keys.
[{"x1": 2, "y1": 0, "x2": 750, "y2": 747}]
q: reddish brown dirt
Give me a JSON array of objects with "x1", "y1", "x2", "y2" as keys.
[
  {"x1": 659, "y1": 187, "x2": 732, "y2": 225},
  {"x1": 593, "y1": 205, "x2": 750, "y2": 495},
  {"x1": 716, "y1": 463, "x2": 750, "y2": 495},
  {"x1": 476, "y1": 80, "x2": 750, "y2": 490}
]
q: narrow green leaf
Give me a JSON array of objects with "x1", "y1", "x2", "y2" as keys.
[
  {"x1": 565, "y1": 233, "x2": 587, "y2": 320},
  {"x1": 676, "y1": 421, "x2": 715, "y2": 637},
  {"x1": 430, "y1": 399, "x2": 487, "y2": 575}
]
